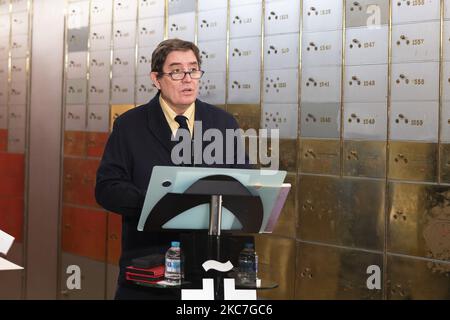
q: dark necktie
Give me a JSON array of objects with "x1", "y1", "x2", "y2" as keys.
[{"x1": 174, "y1": 115, "x2": 190, "y2": 135}]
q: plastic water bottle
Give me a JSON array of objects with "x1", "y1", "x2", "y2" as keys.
[
  {"x1": 165, "y1": 241, "x2": 182, "y2": 284},
  {"x1": 238, "y1": 243, "x2": 258, "y2": 284}
]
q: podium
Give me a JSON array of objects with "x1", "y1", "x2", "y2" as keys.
[{"x1": 137, "y1": 166, "x2": 290, "y2": 299}]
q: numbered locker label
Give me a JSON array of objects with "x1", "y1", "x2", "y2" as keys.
[
  {"x1": 198, "y1": 40, "x2": 227, "y2": 73},
  {"x1": 300, "y1": 102, "x2": 340, "y2": 138},
  {"x1": 9, "y1": 80, "x2": 26, "y2": 105},
  {"x1": 112, "y1": 48, "x2": 135, "y2": 77},
  {"x1": 228, "y1": 71, "x2": 260, "y2": 104},
  {"x1": 302, "y1": 30, "x2": 342, "y2": 67},
  {"x1": 138, "y1": 17, "x2": 164, "y2": 48},
  {"x1": 390, "y1": 101, "x2": 438, "y2": 142},
  {"x1": 90, "y1": 50, "x2": 111, "y2": 79},
  {"x1": 261, "y1": 103, "x2": 298, "y2": 140},
  {"x1": 68, "y1": 1, "x2": 89, "y2": 29},
  {"x1": 303, "y1": 0, "x2": 343, "y2": 32},
  {"x1": 88, "y1": 77, "x2": 110, "y2": 105},
  {"x1": 113, "y1": 0, "x2": 137, "y2": 22},
  {"x1": 197, "y1": 9, "x2": 227, "y2": 42},
  {"x1": 344, "y1": 64, "x2": 388, "y2": 103},
  {"x1": 264, "y1": 0, "x2": 300, "y2": 35},
  {"x1": 139, "y1": 0, "x2": 165, "y2": 19},
  {"x1": 168, "y1": 0, "x2": 195, "y2": 15},
  {"x1": 391, "y1": 62, "x2": 439, "y2": 101},
  {"x1": 230, "y1": 3, "x2": 262, "y2": 39},
  {"x1": 8, "y1": 104, "x2": 26, "y2": 129},
  {"x1": 301, "y1": 66, "x2": 342, "y2": 103},
  {"x1": 91, "y1": 0, "x2": 113, "y2": 25},
  {"x1": 168, "y1": 12, "x2": 195, "y2": 42},
  {"x1": 392, "y1": 21, "x2": 440, "y2": 63},
  {"x1": 111, "y1": 76, "x2": 134, "y2": 104},
  {"x1": 11, "y1": 12, "x2": 28, "y2": 36},
  {"x1": 113, "y1": 21, "x2": 136, "y2": 49},
  {"x1": 392, "y1": 0, "x2": 440, "y2": 24},
  {"x1": 264, "y1": 33, "x2": 299, "y2": 70},
  {"x1": 345, "y1": 26, "x2": 388, "y2": 66},
  {"x1": 87, "y1": 104, "x2": 109, "y2": 133},
  {"x1": 263, "y1": 69, "x2": 298, "y2": 104},
  {"x1": 66, "y1": 79, "x2": 87, "y2": 105},
  {"x1": 65, "y1": 104, "x2": 87, "y2": 131},
  {"x1": 346, "y1": 0, "x2": 389, "y2": 28},
  {"x1": 67, "y1": 52, "x2": 87, "y2": 80},
  {"x1": 343, "y1": 102, "x2": 387, "y2": 140},
  {"x1": 136, "y1": 75, "x2": 157, "y2": 105},
  {"x1": 229, "y1": 37, "x2": 261, "y2": 72},
  {"x1": 199, "y1": 72, "x2": 226, "y2": 105},
  {"x1": 137, "y1": 46, "x2": 152, "y2": 76},
  {"x1": 198, "y1": 0, "x2": 227, "y2": 11},
  {"x1": 90, "y1": 24, "x2": 112, "y2": 51}
]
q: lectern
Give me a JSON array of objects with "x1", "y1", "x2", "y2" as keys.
[{"x1": 137, "y1": 166, "x2": 290, "y2": 299}]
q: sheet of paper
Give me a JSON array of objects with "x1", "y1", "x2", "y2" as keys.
[
  {"x1": 0, "y1": 257, "x2": 23, "y2": 271},
  {"x1": 0, "y1": 229, "x2": 15, "y2": 255}
]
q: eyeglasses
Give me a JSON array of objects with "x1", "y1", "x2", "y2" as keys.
[{"x1": 160, "y1": 70, "x2": 205, "y2": 81}]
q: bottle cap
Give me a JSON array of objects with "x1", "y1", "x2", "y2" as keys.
[
  {"x1": 245, "y1": 243, "x2": 254, "y2": 248},
  {"x1": 171, "y1": 241, "x2": 180, "y2": 247}
]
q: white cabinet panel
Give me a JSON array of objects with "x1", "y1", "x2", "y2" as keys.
[
  {"x1": 65, "y1": 104, "x2": 86, "y2": 131},
  {"x1": 228, "y1": 71, "x2": 260, "y2": 104},
  {"x1": 168, "y1": 12, "x2": 195, "y2": 42},
  {"x1": 303, "y1": 0, "x2": 343, "y2": 32},
  {"x1": 91, "y1": 0, "x2": 113, "y2": 25},
  {"x1": 87, "y1": 104, "x2": 110, "y2": 132},
  {"x1": 392, "y1": 21, "x2": 440, "y2": 63},
  {"x1": 197, "y1": 9, "x2": 227, "y2": 41},
  {"x1": 390, "y1": 101, "x2": 438, "y2": 142},
  {"x1": 198, "y1": 40, "x2": 227, "y2": 73},
  {"x1": 229, "y1": 37, "x2": 261, "y2": 72},
  {"x1": 263, "y1": 68, "x2": 298, "y2": 104},
  {"x1": 198, "y1": 71, "x2": 226, "y2": 105},
  {"x1": 345, "y1": 26, "x2": 388, "y2": 65},
  {"x1": 229, "y1": 3, "x2": 262, "y2": 38},
  {"x1": 344, "y1": 64, "x2": 388, "y2": 103},
  {"x1": 264, "y1": 33, "x2": 299, "y2": 70},
  {"x1": 343, "y1": 102, "x2": 387, "y2": 140},
  {"x1": 261, "y1": 103, "x2": 298, "y2": 139},
  {"x1": 302, "y1": 30, "x2": 342, "y2": 67},
  {"x1": 264, "y1": 0, "x2": 300, "y2": 35},
  {"x1": 301, "y1": 66, "x2": 342, "y2": 103},
  {"x1": 392, "y1": 0, "x2": 440, "y2": 24},
  {"x1": 391, "y1": 62, "x2": 439, "y2": 101}
]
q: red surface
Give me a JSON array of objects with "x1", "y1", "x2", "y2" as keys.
[
  {"x1": 107, "y1": 212, "x2": 122, "y2": 265},
  {"x1": 61, "y1": 205, "x2": 107, "y2": 261},
  {"x1": 0, "y1": 153, "x2": 25, "y2": 197},
  {"x1": 0, "y1": 129, "x2": 7, "y2": 152},
  {"x1": 87, "y1": 132, "x2": 109, "y2": 158},
  {"x1": 64, "y1": 131, "x2": 87, "y2": 157},
  {"x1": 0, "y1": 197, "x2": 24, "y2": 242}
]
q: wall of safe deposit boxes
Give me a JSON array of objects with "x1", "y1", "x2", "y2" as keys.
[{"x1": 2, "y1": 0, "x2": 450, "y2": 299}]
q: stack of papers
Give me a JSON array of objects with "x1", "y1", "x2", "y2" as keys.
[{"x1": 0, "y1": 229, "x2": 23, "y2": 271}]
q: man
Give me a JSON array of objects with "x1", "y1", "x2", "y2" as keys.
[{"x1": 95, "y1": 39, "x2": 248, "y2": 299}]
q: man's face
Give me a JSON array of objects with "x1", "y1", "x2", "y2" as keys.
[{"x1": 151, "y1": 50, "x2": 200, "y2": 113}]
